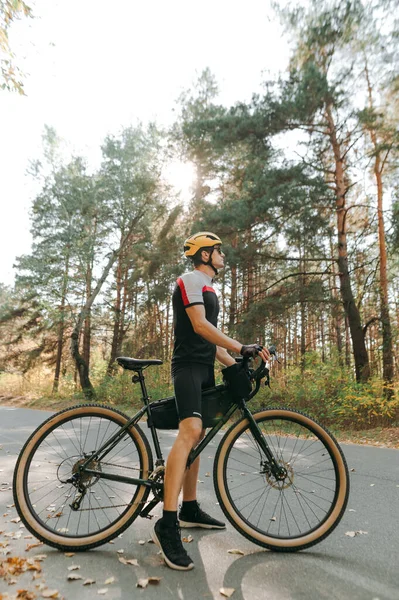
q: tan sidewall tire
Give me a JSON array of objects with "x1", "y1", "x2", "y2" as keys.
[
  {"x1": 215, "y1": 408, "x2": 349, "y2": 550},
  {"x1": 14, "y1": 406, "x2": 152, "y2": 549}
]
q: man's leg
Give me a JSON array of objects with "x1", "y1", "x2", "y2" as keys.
[
  {"x1": 181, "y1": 428, "x2": 205, "y2": 501},
  {"x1": 151, "y1": 417, "x2": 202, "y2": 571},
  {"x1": 163, "y1": 418, "x2": 203, "y2": 510}
]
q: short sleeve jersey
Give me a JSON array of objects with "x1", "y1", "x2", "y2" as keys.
[{"x1": 171, "y1": 270, "x2": 219, "y2": 366}]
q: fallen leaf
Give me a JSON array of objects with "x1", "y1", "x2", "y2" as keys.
[
  {"x1": 136, "y1": 577, "x2": 161, "y2": 588},
  {"x1": 64, "y1": 553, "x2": 75, "y2": 557},
  {"x1": 10, "y1": 518, "x2": 21, "y2": 524},
  {"x1": 67, "y1": 573, "x2": 83, "y2": 581},
  {"x1": 182, "y1": 535, "x2": 193, "y2": 543},
  {"x1": 83, "y1": 579, "x2": 96, "y2": 585},
  {"x1": 138, "y1": 540, "x2": 145, "y2": 545},
  {"x1": 25, "y1": 543, "x2": 43, "y2": 552},
  {"x1": 32, "y1": 555, "x2": 47, "y2": 562},
  {"x1": 370, "y1": 484, "x2": 375, "y2": 487},
  {"x1": 345, "y1": 530, "x2": 368, "y2": 538},
  {"x1": 16, "y1": 590, "x2": 36, "y2": 600},
  {"x1": 220, "y1": 588, "x2": 235, "y2": 597},
  {"x1": 205, "y1": 473, "x2": 210, "y2": 477},
  {"x1": 97, "y1": 588, "x2": 108, "y2": 595},
  {"x1": 348, "y1": 509, "x2": 356, "y2": 512},
  {"x1": 104, "y1": 577, "x2": 115, "y2": 585},
  {"x1": 118, "y1": 557, "x2": 139, "y2": 566},
  {"x1": 227, "y1": 549, "x2": 245, "y2": 556},
  {"x1": 42, "y1": 589, "x2": 59, "y2": 598},
  {"x1": 116, "y1": 549, "x2": 124, "y2": 554},
  {"x1": 67, "y1": 565, "x2": 80, "y2": 571}
]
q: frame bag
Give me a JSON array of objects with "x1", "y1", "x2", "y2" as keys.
[{"x1": 149, "y1": 384, "x2": 234, "y2": 430}]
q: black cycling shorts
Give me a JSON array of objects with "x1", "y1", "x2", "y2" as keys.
[{"x1": 171, "y1": 363, "x2": 215, "y2": 423}]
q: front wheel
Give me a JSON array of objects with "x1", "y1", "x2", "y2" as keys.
[
  {"x1": 13, "y1": 404, "x2": 153, "y2": 551},
  {"x1": 214, "y1": 408, "x2": 349, "y2": 551}
]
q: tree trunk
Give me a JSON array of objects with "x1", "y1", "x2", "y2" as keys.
[
  {"x1": 325, "y1": 103, "x2": 370, "y2": 382},
  {"x1": 228, "y1": 234, "x2": 238, "y2": 335},
  {"x1": 83, "y1": 262, "x2": 92, "y2": 369},
  {"x1": 364, "y1": 63, "x2": 394, "y2": 396},
  {"x1": 71, "y1": 210, "x2": 145, "y2": 397},
  {"x1": 107, "y1": 253, "x2": 123, "y2": 375},
  {"x1": 299, "y1": 256, "x2": 306, "y2": 373},
  {"x1": 53, "y1": 250, "x2": 70, "y2": 392}
]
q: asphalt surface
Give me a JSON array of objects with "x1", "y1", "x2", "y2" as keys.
[{"x1": 0, "y1": 406, "x2": 398, "y2": 600}]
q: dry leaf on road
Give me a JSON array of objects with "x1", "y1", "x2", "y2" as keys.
[
  {"x1": 42, "y1": 589, "x2": 59, "y2": 598},
  {"x1": 67, "y1": 573, "x2": 83, "y2": 581},
  {"x1": 220, "y1": 588, "x2": 235, "y2": 597},
  {"x1": 227, "y1": 549, "x2": 244, "y2": 556},
  {"x1": 83, "y1": 579, "x2": 96, "y2": 585},
  {"x1": 118, "y1": 557, "x2": 139, "y2": 566},
  {"x1": 182, "y1": 535, "x2": 193, "y2": 543},
  {"x1": 104, "y1": 577, "x2": 115, "y2": 585},
  {"x1": 345, "y1": 530, "x2": 368, "y2": 537},
  {"x1": 16, "y1": 590, "x2": 36, "y2": 599},
  {"x1": 136, "y1": 577, "x2": 161, "y2": 588},
  {"x1": 25, "y1": 543, "x2": 43, "y2": 552}
]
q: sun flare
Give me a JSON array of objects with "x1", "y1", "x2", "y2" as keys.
[{"x1": 165, "y1": 160, "x2": 196, "y2": 197}]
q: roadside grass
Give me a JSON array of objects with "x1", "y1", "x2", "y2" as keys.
[{"x1": 1, "y1": 354, "x2": 398, "y2": 447}]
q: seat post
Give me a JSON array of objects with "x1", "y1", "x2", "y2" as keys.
[{"x1": 133, "y1": 370, "x2": 150, "y2": 405}]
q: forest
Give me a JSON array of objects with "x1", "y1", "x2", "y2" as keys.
[{"x1": 1, "y1": 0, "x2": 399, "y2": 434}]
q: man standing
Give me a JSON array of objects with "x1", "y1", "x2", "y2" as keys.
[{"x1": 152, "y1": 232, "x2": 270, "y2": 570}]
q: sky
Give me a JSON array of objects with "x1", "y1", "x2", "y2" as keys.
[{"x1": 0, "y1": 0, "x2": 292, "y2": 287}]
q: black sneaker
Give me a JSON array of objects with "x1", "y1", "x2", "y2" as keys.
[
  {"x1": 179, "y1": 502, "x2": 226, "y2": 529},
  {"x1": 152, "y1": 519, "x2": 194, "y2": 571}
]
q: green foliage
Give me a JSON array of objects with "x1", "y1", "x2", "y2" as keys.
[{"x1": 251, "y1": 352, "x2": 399, "y2": 429}]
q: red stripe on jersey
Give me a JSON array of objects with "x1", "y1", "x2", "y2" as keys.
[
  {"x1": 202, "y1": 286, "x2": 215, "y2": 293},
  {"x1": 177, "y1": 277, "x2": 190, "y2": 306}
]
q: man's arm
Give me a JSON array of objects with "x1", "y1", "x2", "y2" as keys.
[
  {"x1": 186, "y1": 304, "x2": 271, "y2": 364},
  {"x1": 185, "y1": 304, "x2": 242, "y2": 354},
  {"x1": 216, "y1": 346, "x2": 236, "y2": 367}
]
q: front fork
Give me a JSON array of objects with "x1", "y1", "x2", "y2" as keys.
[{"x1": 242, "y1": 405, "x2": 287, "y2": 481}]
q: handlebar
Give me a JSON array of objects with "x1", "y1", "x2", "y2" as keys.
[
  {"x1": 241, "y1": 345, "x2": 277, "y2": 379},
  {"x1": 241, "y1": 345, "x2": 278, "y2": 400}
]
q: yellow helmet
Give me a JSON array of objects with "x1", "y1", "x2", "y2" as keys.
[{"x1": 184, "y1": 231, "x2": 222, "y2": 257}]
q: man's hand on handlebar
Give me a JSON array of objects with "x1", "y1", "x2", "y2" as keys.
[{"x1": 240, "y1": 344, "x2": 271, "y2": 363}]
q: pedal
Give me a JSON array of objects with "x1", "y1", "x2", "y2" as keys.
[{"x1": 140, "y1": 498, "x2": 160, "y2": 519}]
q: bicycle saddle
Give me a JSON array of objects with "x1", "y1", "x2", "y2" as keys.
[{"x1": 116, "y1": 356, "x2": 163, "y2": 370}]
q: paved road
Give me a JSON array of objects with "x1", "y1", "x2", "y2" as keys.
[{"x1": 0, "y1": 406, "x2": 398, "y2": 600}]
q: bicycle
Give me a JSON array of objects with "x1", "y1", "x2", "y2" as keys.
[{"x1": 13, "y1": 350, "x2": 349, "y2": 553}]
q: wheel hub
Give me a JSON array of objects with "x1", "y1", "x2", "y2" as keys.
[
  {"x1": 264, "y1": 461, "x2": 294, "y2": 489},
  {"x1": 57, "y1": 454, "x2": 101, "y2": 488}
]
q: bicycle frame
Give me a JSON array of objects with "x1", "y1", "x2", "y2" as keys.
[{"x1": 71, "y1": 367, "x2": 280, "y2": 495}]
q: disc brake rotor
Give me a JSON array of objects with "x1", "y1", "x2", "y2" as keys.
[{"x1": 264, "y1": 461, "x2": 294, "y2": 490}]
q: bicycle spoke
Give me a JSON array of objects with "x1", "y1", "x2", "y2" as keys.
[
  {"x1": 222, "y1": 414, "x2": 341, "y2": 541},
  {"x1": 22, "y1": 412, "x2": 147, "y2": 540}
]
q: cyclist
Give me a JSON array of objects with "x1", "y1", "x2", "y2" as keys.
[{"x1": 152, "y1": 231, "x2": 270, "y2": 570}]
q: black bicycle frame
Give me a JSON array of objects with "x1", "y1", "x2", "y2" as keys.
[{"x1": 75, "y1": 368, "x2": 279, "y2": 490}]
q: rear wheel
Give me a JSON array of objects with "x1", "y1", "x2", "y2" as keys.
[
  {"x1": 13, "y1": 404, "x2": 153, "y2": 551},
  {"x1": 214, "y1": 408, "x2": 349, "y2": 551}
]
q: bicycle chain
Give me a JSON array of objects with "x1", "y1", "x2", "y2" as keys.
[{"x1": 68, "y1": 461, "x2": 159, "y2": 512}]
